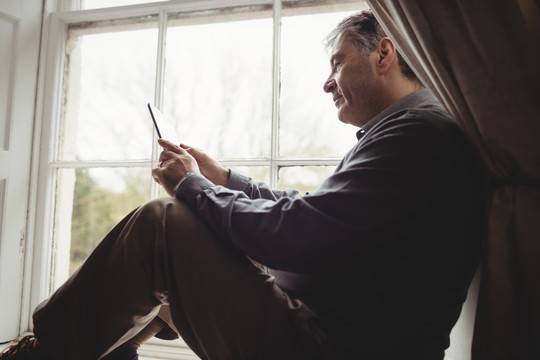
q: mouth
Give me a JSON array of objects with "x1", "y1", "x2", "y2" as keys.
[{"x1": 333, "y1": 94, "x2": 342, "y2": 106}]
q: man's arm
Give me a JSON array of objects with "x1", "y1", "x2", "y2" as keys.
[
  {"x1": 227, "y1": 170, "x2": 302, "y2": 200},
  {"x1": 175, "y1": 172, "x2": 357, "y2": 272},
  {"x1": 156, "y1": 117, "x2": 480, "y2": 274},
  {"x1": 159, "y1": 141, "x2": 302, "y2": 201}
]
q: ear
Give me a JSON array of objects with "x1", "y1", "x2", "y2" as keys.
[{"x1": 375, "y1": 37, "x2": 398, "y2": 74}]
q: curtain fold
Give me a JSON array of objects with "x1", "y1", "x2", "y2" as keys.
[{"x1": 366, "y1": 0, "x2": 540, "y2": 358}]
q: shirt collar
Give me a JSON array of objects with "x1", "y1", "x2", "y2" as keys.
[{"x1": 356, "y1": 88, "x2": 433, "y2": 140}]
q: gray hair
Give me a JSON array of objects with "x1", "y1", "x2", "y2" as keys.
[{"x1": 324, "y1": 10, "x2": 420, "y2": 83}]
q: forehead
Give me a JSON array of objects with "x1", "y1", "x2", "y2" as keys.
[{"x1": 329, "y1": 32, "x2": 361, "y2": 61}]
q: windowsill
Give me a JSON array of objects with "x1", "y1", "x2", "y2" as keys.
[{"x1": 138, "y1": 337, "x2": 199, "y2": 360}]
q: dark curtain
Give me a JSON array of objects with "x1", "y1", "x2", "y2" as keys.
[{"x1": 367, "y1": 0, "x2": 540, "y2": 358}]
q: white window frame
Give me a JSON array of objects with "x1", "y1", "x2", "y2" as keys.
[{"x1": 23, "y1": 0, "x2": 366, "y2": 357}]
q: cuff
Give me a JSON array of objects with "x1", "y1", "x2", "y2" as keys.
[
  {"x1": 174, "y1": 172, "x2": 214, "y2": 207},
  {"x1": 227, "y1": 170, "x2": 253, "y2": 191}
]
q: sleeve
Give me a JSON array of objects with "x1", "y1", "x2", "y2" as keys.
[
  {"x1": 175, "y1": 114, "x2": 472, "y2": 273},
  {"x1": 227, "y1": 170, "x2": 302, "y2": 200},
  {"x1": 176, "y1": 172, "x2": 359, "y2": 272}
]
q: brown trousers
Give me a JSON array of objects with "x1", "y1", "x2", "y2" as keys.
[{"x1": 33, "y1": 198, "x2": 325, "y2": 360}]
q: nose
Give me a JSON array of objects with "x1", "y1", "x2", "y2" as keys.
[{"x1": 323, "y1": 75, "x2": 336, "y2": 93}]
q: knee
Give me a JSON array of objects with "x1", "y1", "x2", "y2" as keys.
[
  {"x1": 138, "y1": 198, "x2": 176, "y2": 218},
  {"x1": 122, "y1": 198, "x2": 192, "y2": 257},
  {"x1": 145, "y1": 198, "x2": 216, "y2": 245},
  {"x1": 136, "y1": 198, "x2": 203, "y2": 233}
]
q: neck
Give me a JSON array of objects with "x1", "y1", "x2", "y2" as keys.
[{"x1": 383, "y1": 77, "x2": 424, "y2": 109}]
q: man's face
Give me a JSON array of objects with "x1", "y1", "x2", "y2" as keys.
[{"x1": 323, "y1": 33, "x2": 381, "y2": 127}]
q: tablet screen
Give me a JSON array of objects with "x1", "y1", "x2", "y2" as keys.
[{"x1": 147, "y1": 103, "x2": 180, "y2": 145}]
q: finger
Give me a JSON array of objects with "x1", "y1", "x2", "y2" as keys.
[
  {"x1": 159, "y1": 148, "x2": 184, "y2": 163},
  {"x1": 182, "y1": 145, "x2": 205, "y2": 160},
  {"x1": 158, "y1": 138, "x2": 183, "y2": 153},
  {"x1": 159, "y1": 150, "x2": 172, "y2": 163},
  {"x1": 180, "y1": 144, "x2": 200, "y2": 152}
]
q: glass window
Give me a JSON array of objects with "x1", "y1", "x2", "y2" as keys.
[
  {"x1": 280, "y1": 10, "x2": 358, "y2": 158},
  {"x1": 48, "y1": 0, "x2": 368, "y2": 297},
  {"x1": 163, "y1": 17, "x2": 274, "y2": 159},
  {"x1": 52, "y1": 167, "x2": 151, "y2": 284},
  {"x1": 60, "y1": 26, "x2": 158, "y2": 162},
  {"x1": 229, "y1": 166, "x2": 270, "y2": 185},
  {"x1": 278, "y1": 165, "x2": 336, "y2": 193}
]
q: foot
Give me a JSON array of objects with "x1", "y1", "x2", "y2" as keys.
[{"x1": 0, "y1": 335, "x2": 44, "y2": 359}]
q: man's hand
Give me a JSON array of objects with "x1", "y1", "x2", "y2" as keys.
[
  {"x1": 179, "y1": 144, "x2": 230, "y2": 186},
  {"x1": 152, "y1": 139, "x2": 201, "y2": 196}
]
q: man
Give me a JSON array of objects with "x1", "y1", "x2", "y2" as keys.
[{"x1": 1, "y1": 10, "x2": 484, "y2": 360}]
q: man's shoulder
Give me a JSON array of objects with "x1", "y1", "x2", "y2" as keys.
[
  {"x1": 362, "y1": 88, "x2": 454, "y2": 136},
  {"x1": 370, "y1": 107, "x2": 456, "y2": 139},
  {"x1": 355, "y1": 98, "x2": 469, "y2": 164},
  {"x1": 389, "y1": 89, "x2": 452, "y2": 123},
  {"x1": 371, "y1": 92, "x2": 461, "y2": 142}
]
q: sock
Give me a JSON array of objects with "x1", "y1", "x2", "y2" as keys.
[{"x1": 102, "y1": 317, "x2": 167, "y2": 360}]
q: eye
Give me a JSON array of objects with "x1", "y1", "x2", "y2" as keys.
[{"x1": 330, "y1": 55, "x2": 344, "y2": 71}]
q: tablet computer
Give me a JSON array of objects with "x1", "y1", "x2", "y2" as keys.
[{"x1": 147, "y1": 103, "x2": 180, "y2": 145}]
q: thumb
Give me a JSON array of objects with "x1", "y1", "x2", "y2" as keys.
[{"x1": 181, "y1": 144, "x2": 206, "y2": 161}]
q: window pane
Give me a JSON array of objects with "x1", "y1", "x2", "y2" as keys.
[
  {"x1": 163, "y1": 17, "x2": 273, "y2": 159},
  {"x1": 279, "y1": 9, "x2": 365, "y2": 158},
  {"x1": 228, "y1": 166, "x2": 270, "y2": 184},
  {"x1": 60, "y1": 26, "x2": 158, "y2": 161},
  {"x1": 52, "y1": 167, "x2": 152, "y2": 288},
  {"x1": 278, "y1": 165, "x2": 336, "y2": 193}
]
